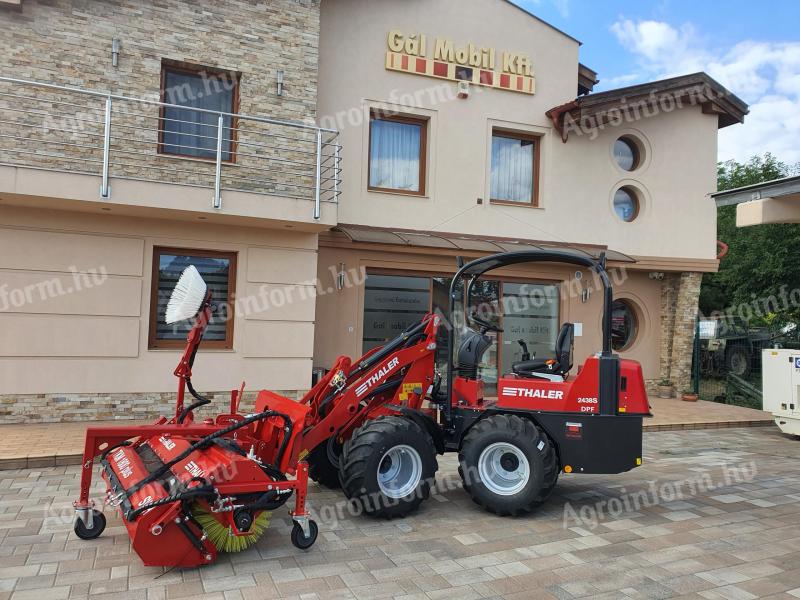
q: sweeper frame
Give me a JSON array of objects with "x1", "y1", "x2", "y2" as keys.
[{"x1": 73, "y1": 268, "x2": 318, "y2": 566}]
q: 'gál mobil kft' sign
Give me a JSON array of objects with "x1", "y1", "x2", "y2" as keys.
[{"x1": 385, "y1": 30, "x2": 535, "y2": 94}]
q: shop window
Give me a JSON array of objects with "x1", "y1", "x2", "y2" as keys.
[
  {"x1": 362, "y1": 272, "x2": 560, "y2": 396},
  {"x1": 362, "y1": 274, "x2": 430, "y2": 352},
  {"x1": 368, "y1": 111, "x2": 427, "y2": 195},
  {"x1": 613, "y1": 136, "x2": 641, "y2": 171},
  {"x1": 149, "y1": 247, "x2": 236, "y2": 349},
  {"x1": 490, "y1": 129, "x2": 540, "y2": 205},
  {"x1": 501, "y1": 282, "x2": 560, "y2": 373},
  {"x1": 613, "y1": 186, "x2": 640, "y2": 222},
  {"x1": 159, "y1": 62, "x2": 239, "y2": 161},
  {"x1": 611, "y1": 299, "x2": 638, "y2": 351}
]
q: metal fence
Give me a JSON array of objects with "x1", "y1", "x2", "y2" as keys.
[
  {"x1": 692, "y1": 316, "x2": 788, "y2": 409},
  {"x1": 0, "y1": 76, "x2": 341, "y2": 217}
]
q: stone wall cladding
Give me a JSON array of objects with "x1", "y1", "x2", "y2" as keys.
[
  {"x1": 0, "y1": 390, "x2": 305, "y2": 424},
  {"x1": 0, "y1": 0, "x2": 322, "y2": 196},
  {"x1": 655, "y1": 272, "x2": 702, "y2": 393}
]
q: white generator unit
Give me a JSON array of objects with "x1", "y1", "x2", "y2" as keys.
[{"x1": 762, "y1": 348, "x2": 800, "y2": 436}]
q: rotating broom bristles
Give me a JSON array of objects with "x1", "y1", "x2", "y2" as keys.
[
  {"x1": 166, "y1": 265, "x2": 208, "y2": 324},
  {"x1": 191, "y1": 504, "x2": 271, "y2": 553}
]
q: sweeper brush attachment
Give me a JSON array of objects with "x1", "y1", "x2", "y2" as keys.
[
  {"x1": 191, "y1": 503, "x2": 271, "y2": 553},
  {"x1": 72, "y1": 265, "x2": 319, "y2": 568},
  {"x1": 166, "y1": 264, "x2": 207, "y2": 324}
]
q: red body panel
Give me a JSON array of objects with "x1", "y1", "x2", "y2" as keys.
[
  {"x1": 496, "y1": 356, "x2": 650, "y2": 415},
  {"x1": 453, "y1": 377, "x2": 485, "y2": 407}
]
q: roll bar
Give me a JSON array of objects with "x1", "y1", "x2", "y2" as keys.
[{"x1": 444, "y1": 250, "x2": 615, "y2": 426}]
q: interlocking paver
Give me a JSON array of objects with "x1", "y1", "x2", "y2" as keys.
[{"x1": 0, "y1": 427, "x2": 799, "y2": 598}]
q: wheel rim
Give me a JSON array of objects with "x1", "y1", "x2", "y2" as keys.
[
  {"x1": 730, "y1": 351, "x2": 746, "y2": 375},
  {"x1": 477, "y1": 442, "x2": 530, "y2": 496},
  {"x1": 377, "y1": 444, "x2": 422, "y2": 499}
]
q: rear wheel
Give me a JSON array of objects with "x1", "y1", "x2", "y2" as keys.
[
  {"x1": 339, "y1": 416, "x2": 437, "y2": 518},
  {"x1": 459, "y1": 414, "x2": 558, "y2": 516},
  {"x1": 726, "y1": 345, "x2": 751, "y2": 377},
  {"x1": 307, "y1": 443, "x2": 341, "y2": 489}
]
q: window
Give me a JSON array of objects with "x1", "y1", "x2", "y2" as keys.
[
  {"x1": 490, "y1": 129, "x2": 540, "y2": 205},
  {"x1": 368, "y1": 111, "x2": 427, "y2": 195},
  {"x1": 613, "y1": 186, "x2": 640, "y2": 222},
  {"x1": 362, "y1": 274, "x2": 430, "y2": 352},
  {"x1": 159, "y1": 62, "x2": 239, "y2": 161},
  {"x1": 149, "y1": 247, "x2": 237, "y2": 349},
  {"x1": 611, "y1": 299, "x2": 638, "y2": 351},
  {"x1": 362, "y1": 271, "x2": 560, "y2": 395},
  {"x1": 613, "y1": 136, "x2": 641, "y2": 171},
  {"x1": 501, "y1": 282, "x2": 560, "y2": 374}
]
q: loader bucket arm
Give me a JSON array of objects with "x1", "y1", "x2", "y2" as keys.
[{"x1": 294, "y1": 313, "x2": 440, "y2": 459}]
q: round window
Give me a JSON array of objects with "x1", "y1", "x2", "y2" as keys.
[
  {"x1": 613, "y1": 187, "x2": 640, "y2": 222},
  {"x1": 611, "y1": 299, "x2": 638, "y2": 351},
  {"x1": 613, "y1": 137, "x2": 640, "y2": 171}
]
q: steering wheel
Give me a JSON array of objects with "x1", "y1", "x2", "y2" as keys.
[{"x1": 470, "y1": 312, "x2": 503, "y2": 333}]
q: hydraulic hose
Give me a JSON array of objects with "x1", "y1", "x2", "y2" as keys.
[
  {"x1": 126, "y1": 477, "x2": 215, "y2": 521},
  {"x1": 177, "y1": 378, "x2": 211, "y2": 423},
  {"x1": 122, "y1": 409, "x2": 293, "y2": 500}
]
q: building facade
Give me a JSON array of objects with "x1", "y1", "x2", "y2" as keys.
[
  {"x1": 0, "y1": 0, "x2": 746, "y2": 423},
  {"x1": 0, "y1": 0, "x2": 338, "y2": 422},
  {"x1": 313, "y1": 0, "x2": 746, "y2": 396}
]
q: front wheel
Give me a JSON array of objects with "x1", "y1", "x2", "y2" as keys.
[
  {"x1": 459, "y1": 414, "x2": 558, "y2": 516},
  {"x1": 291, "y1": 519, "x2": 318, "y2": 550},
  {"x1": 339, "y1": 416, "x2": 438, "y2": 519},
  {"x1": 74, "y1": 509, "x2": 106, "y2": 540}
]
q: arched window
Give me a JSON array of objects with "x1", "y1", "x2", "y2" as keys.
[{"x1": 611, "y1": 299, "x2": 639, "y2": 351}]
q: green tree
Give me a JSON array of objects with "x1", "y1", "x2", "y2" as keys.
[{"x1": 700, "y1": 153, "x2": 800, "y2": 325}]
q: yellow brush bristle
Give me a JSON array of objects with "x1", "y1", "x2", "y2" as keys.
[{"x1": 191, "y1": 504, "x2": 270, "y2": 553}]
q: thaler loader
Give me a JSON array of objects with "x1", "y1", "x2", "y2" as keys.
[{"x1": 73, "y1": 249, "x2": 649, "y2": 566}]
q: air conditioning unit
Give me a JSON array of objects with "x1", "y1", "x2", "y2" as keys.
[
  {"x1": 457, "y1": 81, "x2": 470, "y2": 99},
  {"x1": 762, "y1": 349, "x2": 800, "y2": 435}
]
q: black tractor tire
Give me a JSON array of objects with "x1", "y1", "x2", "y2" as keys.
[
  {"x1": 726, "y1": 345, "x2": 751, "y2": 377},
  {"x1": 339, "y1": 416, "x2": 438, "y2": 519},
  {"x1": 307, "y1": 442, "x2": 342, "y2": 489},
  {"x1": 458, "y1": 414, "x2": 559, "y2": 516}
]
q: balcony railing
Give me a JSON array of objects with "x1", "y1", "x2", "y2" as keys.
[{"x1": 0, "y1": 76, "x2": 341, "y2": 218}]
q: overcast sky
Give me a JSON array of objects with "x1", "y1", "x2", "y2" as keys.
[{"x1": 511, "y1": 0, "x2": 800, "y2": 166}]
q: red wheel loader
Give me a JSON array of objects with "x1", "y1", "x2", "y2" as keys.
[
  {"x1": 73, "y1": 250, "x2": 650, "y2": 567},
  {"x1": 278, "y1": 249, "x2": 651, "y2": 517}
]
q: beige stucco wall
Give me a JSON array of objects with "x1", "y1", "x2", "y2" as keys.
[
  {"x1": 0, "y1": 205, "x2": 318, "y2": 400},
  {"x1": 314, "y1": 243, "x2": 662, "y2": 380},
  {"x1": 318, "y1": 0, "x2": 719, "y2": 261}
]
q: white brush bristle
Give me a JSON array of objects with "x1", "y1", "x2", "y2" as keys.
[{"x1": 165, "y1": 265, "x2": 208, "y2": 324}]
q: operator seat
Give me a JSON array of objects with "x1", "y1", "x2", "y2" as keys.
[{"x1": 512, "y1": 323, "x2": 574, "y2": 379}]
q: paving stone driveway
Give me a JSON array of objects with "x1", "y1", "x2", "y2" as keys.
[{"x1": 1, "y1": 427, "x2": 799, "y2": 600}]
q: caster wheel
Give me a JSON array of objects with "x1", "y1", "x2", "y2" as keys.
[
  {"x1": 290, "y1": 519, "x2": 318, "y2": 550},
  {"x1": 74, "y1": 510, "x2": 106, "y2": 540}
]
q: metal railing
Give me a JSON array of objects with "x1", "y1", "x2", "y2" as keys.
[{"x1": 0, "y1": 76, "x2": 341, "y2": 218}]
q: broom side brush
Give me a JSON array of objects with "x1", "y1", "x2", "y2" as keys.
[{"x1": 166, "y1": 265, "x2": 208, "y2": 324}]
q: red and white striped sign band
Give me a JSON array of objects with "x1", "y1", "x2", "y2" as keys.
[{"x1": 385, "y1": 51, "x2": 535, "y2": 95}]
